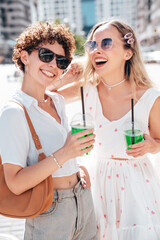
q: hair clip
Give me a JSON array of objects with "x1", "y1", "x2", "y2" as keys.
[{"x1": 124, "y1": 32, "x2": 135, "y2": 44}]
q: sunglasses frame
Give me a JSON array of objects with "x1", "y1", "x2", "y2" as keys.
[
  {"x1": 85, "y1": 38, "x2": 113, "y2": 53},
  {"x1": 34, "y1": 47, "x2": 70, "y2": 70}
]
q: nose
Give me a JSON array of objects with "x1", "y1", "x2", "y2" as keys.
[
  {"x1": 48, "y1": 58, "x2": 57, "y2": 68},
  {"x1": 91, "y1": 45, "x2": 102, "y2": 54},
  {"x1": 94, "y1": 48, "x2": 102, "y2": 53},
  {"x1": 91, "y1": 41, "x2": 103, "y2": 53}
]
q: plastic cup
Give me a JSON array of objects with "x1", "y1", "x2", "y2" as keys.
[
  {"x1": 70, "y1": 113, "x2": 94, "y2": 156},
  {"x1": 123, "y1": 120, "x2": 144, "y2": 149}
]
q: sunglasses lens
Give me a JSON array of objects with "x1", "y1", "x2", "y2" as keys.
[
  {"x1": 56, "y1": 56, "x2": 70, "y2": 70},
  {"x1": 101, "y1": 38, "x2": 112, "y2": 50},
  {"x1": 85, "y1": 41, "x2": 97, "y2": 52},
  {"x1": 39, "y1": 48, "x2": 54, "y2": 63},
  {"x1": 37, "y1": 48, "x2": 70, "y2": 69}
]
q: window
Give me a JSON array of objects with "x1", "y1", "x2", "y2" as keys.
[{"x1": 148, "y1": 0, "x2": 151, "y2": 10}]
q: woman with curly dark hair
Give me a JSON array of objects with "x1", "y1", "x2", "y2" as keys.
[{"x1": 0, "y1": 21, "x2": 97, "y2": 240}]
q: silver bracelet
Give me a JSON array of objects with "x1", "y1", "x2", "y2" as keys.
[{"x1": 50, "y1": 153, "x2": 62, "y2": 168}]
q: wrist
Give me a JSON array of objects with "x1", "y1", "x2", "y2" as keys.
[
  {"x1": 61, "y1": 73, "x2": 72, "y2": 86},
  {"x1": 50, "y1": 153, "x2": 62, "y2": 168},
  {"x1": 51, "y1": 76, "x2": 63, "y2": 90},
  {"x1": 53, "y1": 147, "x2": 69, "y2": 167}
]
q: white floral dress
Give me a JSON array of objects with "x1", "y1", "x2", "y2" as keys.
[{"x1": 83, "y1": 83, "x2": 160, "y2": 240}]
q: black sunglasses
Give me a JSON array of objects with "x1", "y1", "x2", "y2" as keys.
[
  {"x1": 85, "y1": 38, "x2": 113, "y2": 53},
  {"x1": 34, "y1": 47, "x2": 70, "y2": 70}
]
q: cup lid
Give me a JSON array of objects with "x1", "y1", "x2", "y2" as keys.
[
  {"x1": 124, "y1": 129, "x2": 143, "y2": 136},
  {"x1": 70, "y1": 113, "x2": 94, "y2": 127},
  {"x1": 122, "y1": 119, "x2": 144, "y2": 131}
]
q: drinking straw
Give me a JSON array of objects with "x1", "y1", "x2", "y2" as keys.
[
  {"x1": 131, "y1": 98, "x2": 134, "y2": 144},
  {"x1": 80, "y1": 86, "x2": 86, "y2": 127}
]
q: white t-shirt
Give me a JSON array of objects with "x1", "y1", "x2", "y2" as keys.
[{"x1": 0, "y1": 90, "x2": 79, "y2": 177}]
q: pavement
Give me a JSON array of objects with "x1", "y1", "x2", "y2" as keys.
[
  {"x1": 0, "y1": 65, "x2": 25, "y2": 240},
  {"x1": 0, "y1": 63, "x2": 160, "y2": 239},
  {"x1": 0, "y1": 216, "x2": 25, "y2": 240}
]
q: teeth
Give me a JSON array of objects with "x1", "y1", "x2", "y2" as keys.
[
  {"x1": 42, "y1": 70, "x2": 54, "y2": 77},
  {"x1": 95, "y1": 59, "x2": 107, "y2": 63}
]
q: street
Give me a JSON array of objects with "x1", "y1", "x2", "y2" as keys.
[{"x1": 0, "y1": 63, "x2": 160, "y2": 239}]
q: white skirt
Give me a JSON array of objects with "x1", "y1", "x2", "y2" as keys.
[{"x1": 88, "y1": 157, "x2": 160, "y2": 240}]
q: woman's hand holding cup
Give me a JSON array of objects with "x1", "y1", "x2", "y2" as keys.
[
  {"x1": 126, "y1": 133, "x2": 160, "y2": 157},
  {"x1": 63, "y1": 129, "x2": 95, "y2": 160},
  {"x1": 70, "y1": 113, "x2": 95, "y2": 156}
]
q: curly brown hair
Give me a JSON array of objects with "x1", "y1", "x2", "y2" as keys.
[{"x1": 12, "y1": 21, "x2": 75, "y2": 72}]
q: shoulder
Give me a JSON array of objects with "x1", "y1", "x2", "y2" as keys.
[
  {"x1": 143, "y1": 88, "x2": 160, "y2": 97},
  {"x1": 0, "y1": 101, "x2": 25, "y2": 127},
  {"x1": 0, "y1": 101, "x2": 24, "y2": 118},
  {"x1": 147, "y1": 87, "x2": 160, "y2": 95},
  {"x1": 146, "y1": 88, "x2": 160, "y2": 118},
  {"x1": 0, "y1": 102, "x2": 30, "y2": 168},
  {"x1": 137, "y1": 87, "x2": 158, "y2": 97},
  {"x1": 146, "y1": 88, "x2": 160, "y2": 103},
  {"x1": 149, "y1": 94, "x2": 160, "y2": 134},
  {"x1": 150, "y1": 95, "x2": 160, "y2": 112},
  {"x1": 137, "y1": 87, "x2": 160, "y2": 105}
]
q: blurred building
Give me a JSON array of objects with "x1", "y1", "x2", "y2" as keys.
[
  {"x1": 136, "y1": 0, "x2": 160, "y2": 51},
  {"x1": 81, "y1": 0, "x2": 96, "y2": 36},
  {"x1": 95, "y1": 0, "x2": 136, "y2": 29},
  {"x1": 81, "y1": 0, "x2": 136, "y2": 36},
  {"x1": 37, "y1": 0, "x2": 83, "y2": 34},
  {"x1": 0, "y1": 0, "x2": 37, "y2": 63}
]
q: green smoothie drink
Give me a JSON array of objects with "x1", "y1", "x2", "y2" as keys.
[
  {"x1": 124, "y1": 129, "x2": 143, "y2": 149},
  {"x1": 71, "y1": 124, "x2": 93, "y2": 155},
  {"x1": 123, "y1": 120, "x2": 144, "y2": 149},
  {"x1": 71, "y1": 113, "x2": 94, "y2": 156},
  {"x1": 72, "y1": 125, "x2": 93, "y2": 135}
]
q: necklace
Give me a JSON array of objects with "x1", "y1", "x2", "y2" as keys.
[
  {"x1": 102, "y1": 78, "x2": 126, "y2": 90},
  {"x1": 38, "y1": 94, "x2": 48, "y2": 105},
  {"x1": 38, "y1": 99, "x2": 45, "y2": 104},
  {"x1": 38, "y1": 97, "x2": 54, "y2": 108}
]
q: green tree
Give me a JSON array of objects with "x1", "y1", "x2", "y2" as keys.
[
  {"x1": 54, "y1": 18, "x2": 61, "y2": 25},
  {"x1": 74, "y1": 34, "x2": 86, "y2": 56},
  {"x1": 54, "y1": 18, "x2": 86, "y2": 56}
]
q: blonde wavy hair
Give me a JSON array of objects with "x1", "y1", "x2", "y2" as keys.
[{"x1": 83, "y1": 19, "x2": 153, "y2": 89}]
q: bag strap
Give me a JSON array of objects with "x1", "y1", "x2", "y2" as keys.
[{"x1": 10, "y1": 100, "x2": 45, "y2": 158}]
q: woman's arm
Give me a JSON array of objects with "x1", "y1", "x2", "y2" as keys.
[
  {"x1": 47, "y1": 61, "x2": 83, "y2": 103},
  {"x1": 126, "y1": 97, "x2": 160, "y2": 157},
  {"x1": 3, "y1": 129, "x2": 95, "y2": 195},
  {"x1": 57, "y1": 81, "x2": 81, "y2": 104},
  {"x1": 148, "y1": 96, "x2": 160, "y2": 147}
]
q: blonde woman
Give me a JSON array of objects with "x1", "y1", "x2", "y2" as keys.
[{"x1": 54, "y1": 19, "x2": 160, "y2": 240}]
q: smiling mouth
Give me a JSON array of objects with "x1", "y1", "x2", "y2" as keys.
[
  {"x1": 41, "y1": 70, "x2": 55, "y2": 78},
  {"x1": 95, "y1": 59, "x2": 108, "y2": 66}
]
